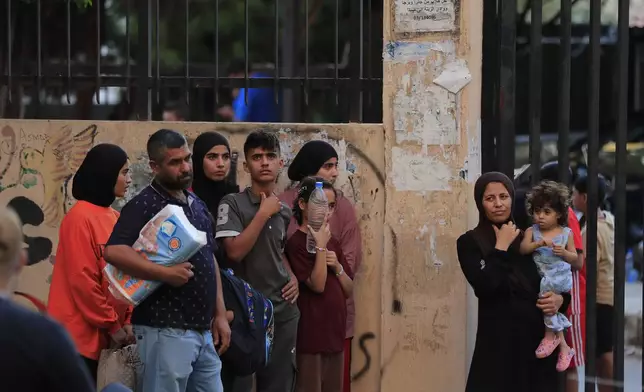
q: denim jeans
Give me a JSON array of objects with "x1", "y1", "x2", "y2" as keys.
[
  {"x1": 133, "y1": 325, "x2": 223, "y2": 392},
  {"x1": 101, "y1": 383, "x2": 133, "y2": 392}
]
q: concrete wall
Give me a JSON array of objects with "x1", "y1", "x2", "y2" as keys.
[
  {"x1": 0, "y1": 119, "x2": 386, "y2": 390},
  {"x1": 381, "y1": 0, "x2": 482, "y2": 391},
  {"x1": 0, "y1": 1, "x2": 483, "y2": 389}
]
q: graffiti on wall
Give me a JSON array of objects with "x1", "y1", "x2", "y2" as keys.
[
  {"x1": 1, "y1": 120, "x2": 386, "y2": 391},
  {"x1": 0, "y1": 124, "x2": 98, "y2": 265}
]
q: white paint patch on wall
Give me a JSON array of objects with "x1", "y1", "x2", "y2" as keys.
[
  {"x1": 384, "y1": 40, "x2": 455, "y2": 63},
  {"x1": 394, "y1": 80, "x2": 457, "y2": 147},
  {"x1": 391, "y1": 146, "x2": 452, "y2": 191},
  {"x1": 386, "y1": 41, "x2": 459, "y2": 147},
  {"x1": 433, "y1": 59, "x2": 472, "y2": 94},
  {"x1": 464, "y1": 120, "x2": 482, "y2": 184},
  {"x1": 428, "y1": 226, "x2": 444, "y2": 268}
]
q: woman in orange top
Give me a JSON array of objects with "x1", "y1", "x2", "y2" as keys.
[{"x1": 48, "y1": 143, "x2": 133, "y2": 381}]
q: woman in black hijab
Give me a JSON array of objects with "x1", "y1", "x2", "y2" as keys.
[
  {"x1": 48, "y1": 143, "x2": 133, "y2": 381},
  {"x1": 457, "y1": 172, "x2": 571, "y2": 392},
  {"x1": 191, "y1": 131, "x2": 239, "y2": 215},
  {"x1": 71, "y1": 143, "x2": 131, "y2": 206}
]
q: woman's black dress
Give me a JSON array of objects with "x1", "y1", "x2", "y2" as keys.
[{"x1": 457, "y1": 230, "x2": 571, "y2": 392}]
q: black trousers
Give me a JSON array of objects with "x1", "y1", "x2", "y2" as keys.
[
  {"x1": 223, "y1": 315, "x2": 299, "y2": 392},
  {"x1": 82, "y1": 355, "x2": 99, "y2": 383}
]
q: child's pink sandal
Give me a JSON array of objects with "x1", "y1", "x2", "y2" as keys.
[
  {"x1": 535, "y1": 336, "x2": 561, "y2": 358},
  {"x1": 556, "y1": 348, "x2": 575, "y2": 372}
]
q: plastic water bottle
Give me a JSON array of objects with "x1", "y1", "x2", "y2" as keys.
[{"x1": 306, "y1": 181, "x2": 328, "y2": 254}]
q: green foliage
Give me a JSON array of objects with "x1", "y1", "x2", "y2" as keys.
[{"x1": 106, "y1": 0, "x2": 348, "y2": 72}]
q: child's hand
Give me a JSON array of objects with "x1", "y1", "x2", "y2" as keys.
[
  {"x1": 307, "y1": 217, "x2": 332, "y2": 248},
  {"x1": 552, "y1": 245, "x2": 566, "y2": 257},
  {"x1": 535, "y1": 239, "x2": 547, "y2": 248},
  {"x1": 326, "y1": 251, "x2": 341, "y2": 274}
]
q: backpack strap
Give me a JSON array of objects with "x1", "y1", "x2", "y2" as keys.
[{"x1": 14, "y1": 291, "x2": 47, "y2": 313}]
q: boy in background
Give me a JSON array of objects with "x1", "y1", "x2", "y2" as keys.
[{"x1": 572, "y1": 175, "x2": 615, "y2": 392}]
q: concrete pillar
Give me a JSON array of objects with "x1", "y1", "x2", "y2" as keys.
[{"x1": 379, "y1": 0, "x2": 482, "y2": 390}]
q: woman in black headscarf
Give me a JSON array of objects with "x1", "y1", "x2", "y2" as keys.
[
  {"x1": 457, "y1": 172, "x2": 571, "y2": 392},
  {"x1": 48, "y1": 144, "x2": 133, "y2": 381},
  {"x1": 191, "y1": 131, "x2": 239, "y2": 215}
]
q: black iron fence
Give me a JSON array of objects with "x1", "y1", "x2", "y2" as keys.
[
  {"x1": 482, "y1": 0, "x2": 638, "y2": 390},
  {"x1": 0, "y1": 0, "x2": 383, "y2": 123}
]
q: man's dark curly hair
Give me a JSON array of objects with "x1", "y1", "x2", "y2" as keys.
[{"x1": 525, "y1": 180, "x2": 570, "y2": 227}]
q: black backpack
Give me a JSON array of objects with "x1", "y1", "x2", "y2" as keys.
[{"x1": 219, "y1": 268, "x2": 275, "y2": 376}]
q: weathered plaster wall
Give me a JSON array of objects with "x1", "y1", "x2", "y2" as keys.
[
  {"x1": 381, "y1": 0, "x2": 482, "y2": 391},
  {"x1": 0, "y1": 1, "x2": 483, "y2": 388},
  {"x1": 0, "y1": 120, "x2": 385, "y2": 390}
]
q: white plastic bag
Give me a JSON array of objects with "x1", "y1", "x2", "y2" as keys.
[
  {"x1": 96, "y1": 344, "x2": 140, "y2": 391},
  {"x1": 104, "y1": 204, "x2": 207, "y2": 306}
]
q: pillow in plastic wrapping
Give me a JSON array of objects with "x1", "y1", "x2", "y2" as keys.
[{"x1": 105, "y1": 204, "x2": 207, "y2": 306}]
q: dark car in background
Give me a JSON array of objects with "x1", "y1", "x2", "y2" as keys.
[{"x1": 514, "y1": 130, "x2": 644, "y2": 280}]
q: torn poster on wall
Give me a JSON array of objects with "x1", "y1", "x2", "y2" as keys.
[{"x1": 394, "y1": 0, "x2": 456, "y2": 34}]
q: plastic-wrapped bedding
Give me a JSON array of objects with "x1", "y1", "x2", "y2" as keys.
[{"x1": 105, "y1": 204, "x2": 207, "y2": 306}]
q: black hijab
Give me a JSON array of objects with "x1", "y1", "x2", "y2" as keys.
[
  {"x1": 471, "y1": 171, "x2": 522, "y2": 257},
  {"x1": 192, "y1": 131, "x2": 239, "y2": 214},
  {"x1": 287, "y1": 140, "x2": 338, "y2": 181},
  {"x1": 471, "y1": 171, "x2": 534, "y2": 293},
  {"x1": 72, "y1": 143, "x2": 128, "y2": 207}
]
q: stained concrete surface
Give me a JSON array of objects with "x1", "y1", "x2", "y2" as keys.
[{"x1": 575, "y1": 357, "x2": 641, "y2": 391}]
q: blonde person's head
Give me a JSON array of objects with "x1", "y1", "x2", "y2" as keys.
[{"x1": 0, "y1": 208, "x2": 26, "y2": 289}]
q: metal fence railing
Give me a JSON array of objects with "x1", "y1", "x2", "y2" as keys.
[
  {"x1": 0, "y1": 0, "x2": 383, "y2": 123},
  {"x1": 482, "y1": 0, "x2": 636, "y2": 391}
]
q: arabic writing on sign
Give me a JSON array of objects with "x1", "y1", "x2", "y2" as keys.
[{"x1": 395, "y1": 0, "x2": 455, "y2": 33}]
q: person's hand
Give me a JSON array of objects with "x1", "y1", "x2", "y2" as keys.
[
  {"x1": 110, "y1": 328, "x2": 129, "y2": 347},
  {"x1": 281, "y1": 273, "x2": 299, "y2": 304},
  {"x1": 493, "y1": 222, "x2": 521, "y2": 251},
  {"x1": 536, "y1": 291, "x2": 563, "y2": 316},
  {"x1": 162, "y1": 262, "x2": 194, "y2": 287},
  {"x1": 123, "y1": 324, "x2": 135, "y2": 345},
  {"x1": 552, "y1": 245, "x2": 566, "y2": 257},
  {"x1": 326, "y1": 251, "x2": 341, "y2": 274},
  {"x1": 535, "y1": 238, "x2": 547, "y2": 248},
  {"x1": 258, "y1": 192, "x2": 281, "y2": 219},
  {"x1": 307, "y1": 218, "x2": 332, "y2": 249},
  {"x1": 226, "y1": 310, "x2": 235, "y2": 323},
  {"x1": 212, "y1": 314, "x2": 232, "y2": 355}
]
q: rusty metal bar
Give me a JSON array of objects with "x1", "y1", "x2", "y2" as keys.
[
  {"x1": 185, "y1": 0, "x2": 190, "y2": 106},
  {"x1": 557, "y1": 0, "x2": 571, "y2": 182},
  {"x1": 125, "y1": 0, "x2": 131, "y2": 104},
  {"x1": 497, "y1": 0, "x2": 516, "y2": 177},
  {"x1": 584, "y1": 0, "x2": 602, "y2": 389},
  {"x1": 66, "y1": 0, "x2": 71, "y2": 104},
  {"x1": 96, "y1": 0, "x2": 101, "y2": 104},
  {"x1": 529, "y1": 0, "x2": 542, "y2": 184},
  {"x1": 613, "y1": 0, "x2": 629, "y2": 388}
]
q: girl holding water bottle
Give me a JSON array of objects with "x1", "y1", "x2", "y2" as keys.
[
  {"x1": 520, "y1": 181, "x2": 578, "y2": 372},
  {"x1": 285, "y1": 176, "x2": 354, "y2": 392}
]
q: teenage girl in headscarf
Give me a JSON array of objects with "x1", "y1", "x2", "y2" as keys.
[
  {"x1": 48, "y1": 144, "x2": 133, "y2": 381},
  {"x1": 278, "y1": 140, "x2": 362, "y2": 392},
  {"x1": 456, "y1": 172, "x2": 571, "y2": 392},
  {"x1": 191, "y1": 131, "x2": 240, "y2": 217}
]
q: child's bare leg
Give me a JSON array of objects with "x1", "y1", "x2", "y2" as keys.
[
  {"x1": 557, "y1": 331, "x2": 570, "y2": 353},
  {"x1": 544, "y1": 328, "x2": 556, "y2": 341}
]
